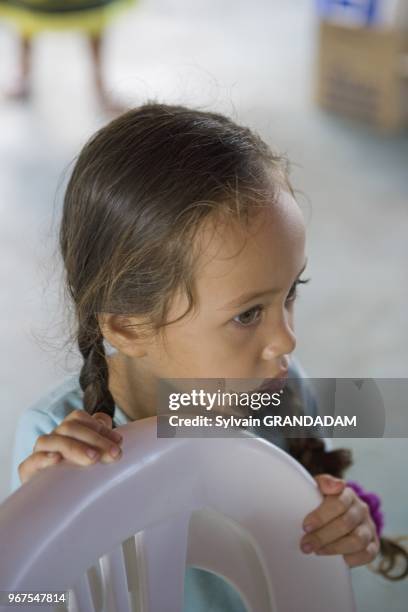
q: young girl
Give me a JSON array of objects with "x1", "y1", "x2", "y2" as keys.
[
  {"x1": 10, "y1": 103, "x2": 407, "y2": 608},
  {"x1": 0, "y1": 0, "x2": 135, "y2": 113}
]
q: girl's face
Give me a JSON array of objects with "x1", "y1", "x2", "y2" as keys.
[{"x1": 128, "y1": 189, "x2": 307, "y2": 385}]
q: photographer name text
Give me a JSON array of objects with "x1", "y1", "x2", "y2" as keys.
[{"x1": 167, "y1": 414, "x2": 357, "y2": 428}]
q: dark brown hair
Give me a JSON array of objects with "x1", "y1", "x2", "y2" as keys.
[{"x1": 59, "y1": 102, "x2": 407, "y2": 581}]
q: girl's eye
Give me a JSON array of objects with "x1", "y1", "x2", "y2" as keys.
[
  {"x1": 232, "y1": 277, "x2": 311, "y2": 328},
  {"x1": 233, "y1": 305, "x2": 264, "y2": 328},
  {"x1": 233, "y1": 278, "x2": 311, "y2": 327},
  {"x1": 285, "y1": 277, "x2": 311, "y2": 304}
]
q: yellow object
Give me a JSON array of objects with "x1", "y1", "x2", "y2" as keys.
[{"x1": 0, "y1": 0, "x2": 137, "y2": 36}]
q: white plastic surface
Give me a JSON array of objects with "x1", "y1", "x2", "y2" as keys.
[{"x1": 0, "y1": 417, "x2": 356, "y2": 612}]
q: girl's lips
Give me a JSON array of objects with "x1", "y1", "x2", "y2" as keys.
[
  {"x1": 230, "y1": 371, "x2": 289, "y2": 395},
  {"x1": 254, "y1": 372, "x2": 289, "y2": 393}
]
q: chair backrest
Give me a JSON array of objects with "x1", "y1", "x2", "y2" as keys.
[{"x1": 0, "y1": 417, "x2": 356, "y2": 612}]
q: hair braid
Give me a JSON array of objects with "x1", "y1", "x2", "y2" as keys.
[
  {"x1": 287, "y1": 437, "x2": 353, "y2": 478},
  {"x1": 78, "y1": 316, "x2": 116, "y2": 426}
]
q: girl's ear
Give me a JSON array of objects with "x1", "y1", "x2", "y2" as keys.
[{"x1": 97, "y1": 313, "x2": 149, "y2": 358}]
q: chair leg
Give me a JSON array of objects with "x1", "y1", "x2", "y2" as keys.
[{"x1": 136, "y1": 513, "x2": 191, "y2": 612}]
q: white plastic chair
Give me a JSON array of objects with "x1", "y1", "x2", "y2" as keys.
[{"x1": 0, "y1": 416, "x2": 356, "y2": 612}]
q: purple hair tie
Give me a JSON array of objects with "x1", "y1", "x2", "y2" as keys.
[{"x1": 347, "y1": 480, "x2": 384, "y2": 538}]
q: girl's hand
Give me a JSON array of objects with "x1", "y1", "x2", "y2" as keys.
[
  {"x1": 18, "y1": 410, "x2": 123, "y2": 485},
  {"x1": 299, "y1": 474, "x2": 380, "y2": 568}
]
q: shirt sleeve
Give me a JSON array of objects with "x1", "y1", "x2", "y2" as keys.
[{"x1": 9, "y1": 408, "x2": 60, "y2": 495}]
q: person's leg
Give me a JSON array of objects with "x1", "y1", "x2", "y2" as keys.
[
  {"x1": 4, "y1": 33, "x2": 32, "y2": 100},
  {"x1": 88, "y1": 32, "x2": 127, "y2": 115}
]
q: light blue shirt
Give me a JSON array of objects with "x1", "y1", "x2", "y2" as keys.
[{"x1": 9, "y1": 356, "x2": 322, "y2": 611}]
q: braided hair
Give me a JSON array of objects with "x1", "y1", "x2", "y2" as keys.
[{"x1": 77, "y1": 314, "x2": 116, "y2": 426}]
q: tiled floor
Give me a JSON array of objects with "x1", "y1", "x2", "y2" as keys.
[{"x1": 1, "y1": 1, "x2": 407, "y2": 609}]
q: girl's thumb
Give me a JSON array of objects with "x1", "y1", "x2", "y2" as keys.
[
  {"x1": 315, "y1": 474, "x2": 345, "y2": 495},
  {"x1": 93, "y1": 412, "x2": 113, "y2": 428}
]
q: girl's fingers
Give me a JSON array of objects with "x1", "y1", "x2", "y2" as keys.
[
  {"x1": 18, "y1": 451, "x2": 62, "y2": 485},
  {"x1": 64, "y1": 408, "x2": 102, "y2": 424},
  {"x1": 301, "y1": 499, "x2": 368, "y2": 552},
  {"x1": 92, "y1": 413, "x2": 122, "y2": 443},
  {"x1": 58, "y1": 413, "x2": 122, "y2": 446},
  {"x1": 343, "y1": 539, "x2": 380, "y2": 568},
  {"x1": 92, "y1": 412, "x2": 113, "y2": 429},
  {"x1": 313, "y1": 523, "x2": 374, "y2": 556},
  {"x1": 33, "y1": 431, "x2": 121, "y2": 466},
  {"x1": 302, "y1": 485, "x2": 355, "y2": 532},
  {"x1": 53, "y1": 419, "x2": 122, "y2": 457},
  {"x1": 18, "y1": 410, "x2": 123, "y2": 487},
  {"x1": 63, "y1": 409, "x2": 121, "y2": 444}
]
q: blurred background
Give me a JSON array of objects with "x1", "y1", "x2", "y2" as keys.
[{"x1": 1, "y1": 0, "x2": 407, "y2": 609}]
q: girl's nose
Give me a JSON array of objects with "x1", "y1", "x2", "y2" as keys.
[{"x1": 261, "y1": 315, "x2": 296, "y2": 361}]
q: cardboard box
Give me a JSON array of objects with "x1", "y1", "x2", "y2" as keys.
[
  {"x1": 315, "y1": 21, "x2": 408, "y2": 131},
  {"x1": 316, "y1": 0, "x2": 408, "y2": 30}
]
